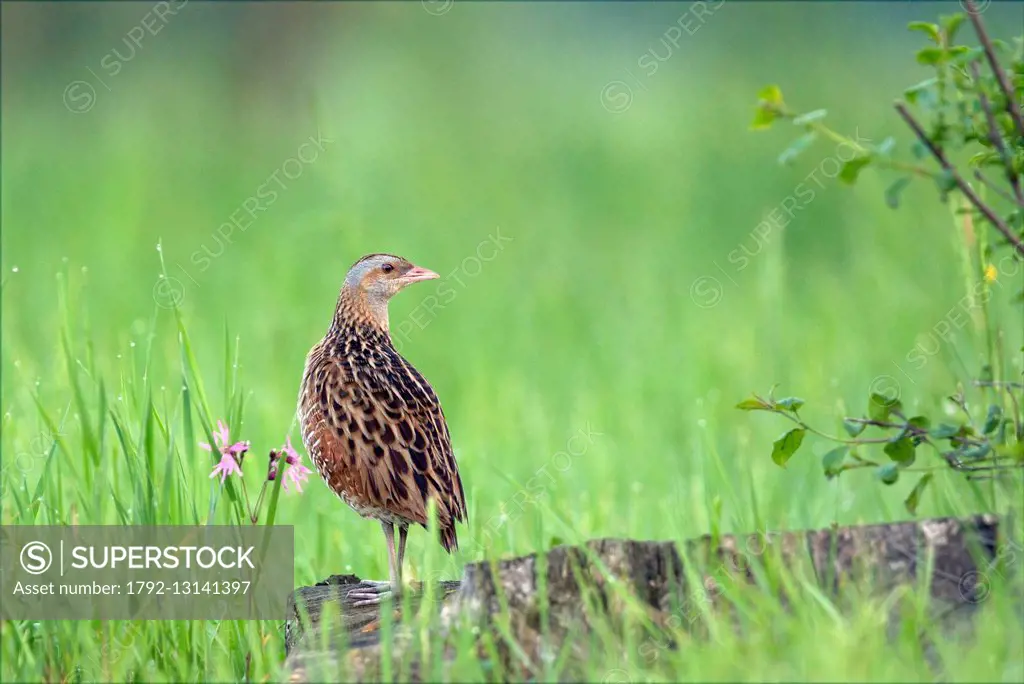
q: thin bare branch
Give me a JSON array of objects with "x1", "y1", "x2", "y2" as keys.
[
  {"x1": 972, "y1": 380, "x2": 1024, "y2": 389},
  {"x1": 970, "y1": 61, "x2": 1024, "y2": 206},
  {"x1": 965, "y1": 0, "x2": 1024, "y2": 138},
  {"x1": 975, "y1": 169, "x2": 1024, "y2": 208},
  {"x1": 895, "y1": 101, "x2": 1024, "y2": 257}
]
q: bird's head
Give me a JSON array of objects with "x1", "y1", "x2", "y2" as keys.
[
  {"x1": 345, "y1": 253, "x2": 439, "y2": 299},
  {"x1": 338, "y1": 253, "x2": 439, "y2": 329}
]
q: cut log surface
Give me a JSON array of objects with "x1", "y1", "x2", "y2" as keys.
[{"x1": 283, "y1": 515, "x2": 1021, "y2": 682}]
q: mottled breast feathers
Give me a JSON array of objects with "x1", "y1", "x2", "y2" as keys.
[{"x1": 299, "y1": 322, "x2": 467, "y2": 552}]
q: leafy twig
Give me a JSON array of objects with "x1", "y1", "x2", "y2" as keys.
[
  {"x1": 970, "y1": 61, "x2": 1024, "y2": 206},
  {"x1": 974, "y1": 170, "x2": 1024, "y2": 208},
  {"x1": 894, "y1": 102, "x2": 1024, "y2": 256},
  {"x1": 965, "y1": 0, "x2": 1024, "y2": 138},
  {"x1": 972, "y1": 380, "x2": 1024, "y2": 389}
]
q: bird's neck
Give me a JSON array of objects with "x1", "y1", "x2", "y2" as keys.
[{"x1": 330, "y1": 286, "x2": 390, "y2": 338}]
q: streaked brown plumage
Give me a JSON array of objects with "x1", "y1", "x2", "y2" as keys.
[{"x1": 297, "y1": 253, "x2": 467, "y2": 603}]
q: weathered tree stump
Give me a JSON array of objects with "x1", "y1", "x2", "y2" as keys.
[{"x1": 283, "y1": 514, "x2": 1020, "y2": 682}]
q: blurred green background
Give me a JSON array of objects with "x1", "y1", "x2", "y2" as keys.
[{"x1": 3, "y1": 0, "x2": 1023, "y2": 592}]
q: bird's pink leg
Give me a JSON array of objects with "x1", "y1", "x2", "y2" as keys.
[
  {"x1": 397, "y1": 525, "x2": 409, "y2": 586},
  {"x1": 383, "y1": 521, "x2": 400, "y2": 594},
  {"x1": 348, "y1": 522, "x2": 399, "y2": 607}
]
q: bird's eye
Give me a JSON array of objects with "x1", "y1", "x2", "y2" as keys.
[{"x1": 381, "y1": 263, "x2": 394, "y2": 274}]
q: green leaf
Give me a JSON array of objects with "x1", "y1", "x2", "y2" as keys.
[
  {"x1": 839, "y1": 155, "x2": 873, "y2": 184},
  {"x1": 876, "y1": 463, "x2": 900, "y2": 485},
  {"x1": 917, "y1": 47, "x2": 948, "y2": 65},
  {"x1": 930, "y1": 423, "x2": 960, "y2": 439},
  {"x1": 884, "y1": 437, "x2": 916, "y2": 465},
  {"x1": 822, "y1": 446, "x2": 849, "y2": 478},
  {"x1": 935, "y1": 169, "x2": 957, "y2": 199},
  {"x1": 932, "y1": 121, "x2": 952, "y2": 147},
  {"x1": 751, "y1": 105, "x2": 778, "y2": 130},
  {"x1": 776, "y1": 396, "x2": 806, "y2": 412},
  {"x1": 969, "y1": 150, "x2": 1001, "y2": 167},
  {"x1": 736, "y1": 397, "x2": 769, "y2": 411},
  {"x1": 905, "y1": 78, "x2": 938, "y2": 106},
  {"x1": 950, "y1": 47, "x2": 984, "y2": 68},
  {"x1": 868, "y1": 392, "x2": 902, "y2": 422},
  {"x1": 982, "y1": 405, "x2": 1002, "y2": 434},
  {"x1": 843, "y1": 419, "x2": 866, "y2": 438},
  {"x1": 962, "y1": 443, "x2": 992, "y2": 460},
  {"x1": 777, "y1": 132, "x2": 818, "y2": 166},
  {"x1": 792, "y1": 109, "x2": 827, "y2": 126},
  {"x1": 771, "y1": 428, "x2": 806, "y2": 467},
  {"x1": 757, "y1": 84, "x2": 785, "y2": 107},
  {"x1": 940, "y1": 14, "x2": 965, "y2": 43},
  {"x1": 904, "y1": 473, "x2": 933, "y2": 514},
  {"x1": 907, "y1": 415, "x2": 931, "y2": 430},
  {"x1": 885, "y1": 177, "x2": 913, "y2": 209},
  {"x1": 908, "y1": 22, "x2": 941, "y2": 45}
]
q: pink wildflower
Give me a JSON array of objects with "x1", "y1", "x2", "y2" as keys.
[
  {"x1": 280, "y1": 436, "x2": 313, "y2": 494},
  {"x1": 210, "y1": 452, "x2": 243, "y2": 483},
  {"x1": 201, "y1": 419, "x2": 250, "y2": 483}
]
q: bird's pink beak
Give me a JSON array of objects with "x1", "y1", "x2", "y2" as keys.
[{"x1": 401, "y1": 265, "x2": 440, "y2": 284}]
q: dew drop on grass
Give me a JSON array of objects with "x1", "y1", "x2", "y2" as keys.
[
  {"x1": 116, "y1": 354, "x2": 122, "y2": 359},
  {"x1": 130, "y1": 341, "x2": 136, "y2": 348},
  {"x1": 156, "y1": 243, "x2": 162, "y2": 252},
  {"x1": 117, "y1": 396, "x2": 123, "y2": 401},
  {"x1": 11, "y1": 266, "x2": 18, "y2": 273},
  {"x1": 697, "y1": 418, "x2": 707, "y2": 429}
]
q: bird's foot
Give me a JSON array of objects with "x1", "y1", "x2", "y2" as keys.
[{"x1": 348, "y1": 580, "x2": 399, "y2": 607}]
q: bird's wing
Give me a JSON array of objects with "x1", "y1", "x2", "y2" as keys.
[
  {"x1": 304, "y1": 344, "x2": 467, "y2": 551},
  {"x1": 357, "y1": 347, "x2": 468, "y2": 551}
]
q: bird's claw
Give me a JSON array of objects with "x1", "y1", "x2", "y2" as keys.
[{"x1": 348, "y1": 580, "x2": 397, "y2": 607}]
